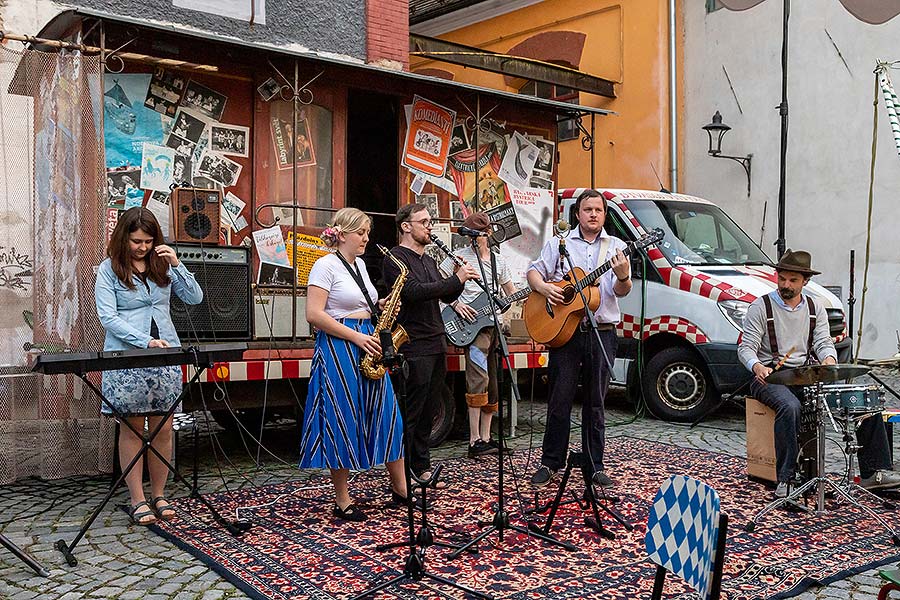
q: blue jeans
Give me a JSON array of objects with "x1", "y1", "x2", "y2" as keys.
[{"x1": 750, "y1": 379, "x2": 891, "y2": 482}]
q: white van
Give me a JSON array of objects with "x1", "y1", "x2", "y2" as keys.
[{"x1": 558, "y1": 188, "x2": 850, "y2": 422}]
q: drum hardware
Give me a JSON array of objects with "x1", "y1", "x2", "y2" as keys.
[{"x1": 745, "y1": 365, "x2": 900, "y2": 545}]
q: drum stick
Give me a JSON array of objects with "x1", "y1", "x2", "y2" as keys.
[{"x1": 773, "y1": 346, "x2": 796, "y2": 371}]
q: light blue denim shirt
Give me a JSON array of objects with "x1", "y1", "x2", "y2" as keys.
[{"x1": 94, "y1": 258, "x2": 203, "y2": 351}]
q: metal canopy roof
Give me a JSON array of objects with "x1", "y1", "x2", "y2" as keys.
[
  {"x1": 409, "y1": 0, "x2": 492, "y2": 25},
  {"x1": 411, "y1": 34, "x2": 616, "y2": 98},
  {"x1": 37, "y1": 8, "x2": 613, "y2": 119}
]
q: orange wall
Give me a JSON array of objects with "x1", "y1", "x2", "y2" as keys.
[{"x1": 411, "y1": 0, "x2": 680, "y2": 190}]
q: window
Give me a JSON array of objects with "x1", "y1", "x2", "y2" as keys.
[
  {"x1": 706, "y1": 0, "x2": 724, "y2": 13},
  {"x1": 519, "y1": 79, "x2": 580, "y2": 142}
]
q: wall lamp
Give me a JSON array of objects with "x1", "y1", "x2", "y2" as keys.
[{"x1": 702, "y1": 111, "x2": 752, "y2": 196}]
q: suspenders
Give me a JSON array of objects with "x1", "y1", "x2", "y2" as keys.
[{"x1": 762, "y1": 294, "x2": 818, "y2": 365}]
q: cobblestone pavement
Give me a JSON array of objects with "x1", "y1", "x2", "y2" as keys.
[{"x1": 2, "y1": 367, "x2": 900, "y2": 599}]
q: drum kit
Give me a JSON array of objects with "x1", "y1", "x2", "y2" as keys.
[{"x1": 745, "y1": 362, "x2": 900, "y2": 545}]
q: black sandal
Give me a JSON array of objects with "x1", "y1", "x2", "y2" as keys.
[
  {"x1": 128, "y1": 501, "x2": 157, "y2": 526},
  {"x1": 333, "y1": 503, "x2": 367, "y2": 522},
  {"x1": 151, "y1": 496, "x2": 176, "y2": 521},
  {"x1": 390, "y1": 489, "x2": 430, "y2": 511}
]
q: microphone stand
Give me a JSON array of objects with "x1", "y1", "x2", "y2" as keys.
[
  {"x1": 351, "y1": 333, "x2": 490, "y2": 600},
  {"x1": 445, "y1": 233, "x2": 576, "y2": 559},
  {"x1": 531, "y1": 233, "x2": 628, "y2": 541}
]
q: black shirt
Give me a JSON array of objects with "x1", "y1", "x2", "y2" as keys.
[{"x1": 382, "y1": 245, "x2": 464, "y2": 356}]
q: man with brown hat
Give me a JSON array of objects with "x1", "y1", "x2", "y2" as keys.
[
  {"x1": 739, "y1": 249, "x2": 900, "y2": 498},
  {"x1": 439, "y1": 212, "x2": 518, "y2": 458}
]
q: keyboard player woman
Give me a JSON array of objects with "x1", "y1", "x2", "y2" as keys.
[{"x1": 94, "y1": 207, "x2": 203, "y2": 525}]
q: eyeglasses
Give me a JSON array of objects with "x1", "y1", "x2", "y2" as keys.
[{"x1": 406, "y1": 218, "x2": 433, "y2": 228}]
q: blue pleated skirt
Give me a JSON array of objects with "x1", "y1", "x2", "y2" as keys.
[{"x1": 299, "y1": 318, "x2": 404, "y2": 470}]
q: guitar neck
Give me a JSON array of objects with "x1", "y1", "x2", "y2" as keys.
[{"x1": 574, "y1": 244, "x2": 636, "y2": 292}]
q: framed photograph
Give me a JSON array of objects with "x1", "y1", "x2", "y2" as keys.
[
  {"x1": 197, "y1": 151, "x2": 243, "y2": 188},
  {"x1": 209, "y1": 124, "x2": 250, "y2": 157},
  {"x1": 171, "y1": 108, "x2": 208, "y2": 144},
  {"x1": 270, "y1": 116, "x2": 316, "y2": 169},
  {"x1": 145, "y1": 67, "x2": 186, "y2": 117},
  {"x1": 257, "y1": 77, "x2": 281, "y2": 101},
  {"x1": 181, "y1": 80, "x2": 227, "y2": 121}
]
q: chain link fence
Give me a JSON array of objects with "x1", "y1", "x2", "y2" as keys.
[{"x1": 0, "y1": 43, "x2": 113, "y2": 484}]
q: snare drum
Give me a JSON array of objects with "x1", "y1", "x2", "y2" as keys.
[{"x1": 821, "y1": 383, "x2": 885, "y2": 414}]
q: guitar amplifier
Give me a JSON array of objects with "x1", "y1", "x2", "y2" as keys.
[
  {"x1": 170, "y1": 244, "x2": 251, "y2": 341},
  {"x1": 253, "y1": 288, "x2": 311, "y2": 338}
]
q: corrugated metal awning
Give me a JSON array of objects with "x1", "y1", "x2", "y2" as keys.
[
  {"x1": 33, "y1": 8, "x2": 613, "y2": 119},
  {"x1": 409, "y1": 0, "x2": 492, "y2": 25},
  {"x1": 410, "y1": 34, "x2": 616, "y2": 98}
]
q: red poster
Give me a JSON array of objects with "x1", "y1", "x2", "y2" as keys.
[
  {"x1": 447, "y1": 144, "x2": 507, "y2": 216},
  {"x1": 402, "y1": 95, "x2": 456, "y2": 177}
]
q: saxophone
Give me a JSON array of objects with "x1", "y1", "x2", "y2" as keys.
[{"x1": 360, "y1": 245, "x2": 409, "y2": 379}]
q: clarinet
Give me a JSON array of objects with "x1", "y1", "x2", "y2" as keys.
[{"x1": 429, "y1": 233, "x2": 465, "y2": 269}]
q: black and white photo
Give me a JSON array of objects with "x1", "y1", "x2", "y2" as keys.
[
  {"x1": 172, "y1": 154, "x2": 193, "y2": 186},
  {"x1": 419, "y1": 193, "x2": 440, "y2": 219},
  {"x1": 258, "y1": 261, "x2": 294, "y2": 287},
  {"x1": 529, "y1": 175, "x2": 554, "y2": 190},
  {"x1": 145, "y1": 68, "x2": 186, "y2": 117},
  {"x1": 171, "y1": 109, "x2": 207, "y2": 144},
  {"x1": 106, "y1": 168, "x2": 141, "y2": 201},
  {"x1": 530, "y1": 136, "x2": 556, "y2": 174},
  {"x1": 257, "y1": 77, "x2": 281, "y2": 101},
  {"x1": 165, "y1": 134, "x2": 196, "y2": 158},
  {"x1": 181, "y1": 80, "x2": 227, "y2": 121},
  {"x1": 209, "y1": 124, "x2": 250, "y2": 157},
  {"x1": 449, "y1": 122, "x2": 470, "y2": 155},
  {"x1": 198, "y1": 151, "x2": 243, "y2": 188}
]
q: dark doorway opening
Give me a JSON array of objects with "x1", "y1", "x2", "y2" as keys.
[{"x1": 346, "y1": 89, "x2": 399, "y2": 292}]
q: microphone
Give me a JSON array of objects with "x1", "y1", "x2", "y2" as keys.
[
  {"x1": 457, "y1": 226, "x2": 490, "y2": 237},
  {"x1": 554, "y1": 219, "x2": 570, "y2": 237}
]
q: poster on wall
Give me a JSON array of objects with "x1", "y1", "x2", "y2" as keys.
[
  {"x1": 104, "y1": 74, "x2": 165, "y2": 169},
  {"x1": 140, "y1": 143, "x2": 176, "y2": 192},
  {"x1": 485, "y1": 201, "x2": 522, "y2": 245},
  {"x1": 402, "y1": 95, "x2": 456, "y2": 177},
  {"x1": 498, "y1": 131, "x2": 540, "y2": 191},
  {"x1": 286, "y1": 232, "x2": 331, "y2": 286},
  {"x1": 503, "y1": 187, "x2": 555, "y2": 283},
  {"x1": 271, "y1": 116, "x2": 316, "y2": 169},
  {"x1": 447, "y1": 143, "x2": 506, "y2": 216}
]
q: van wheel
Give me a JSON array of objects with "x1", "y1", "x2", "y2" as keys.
[
  {"x1": 642, "y1": 347, "x2": 716, "y2": 422},
  {"x1": 428, "y1": 383, "x2": 455, "y2": 447}
]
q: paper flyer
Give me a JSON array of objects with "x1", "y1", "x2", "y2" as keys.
[
  {"x1": 401, "y1": 95, "x2": 456, "y2": 177},
  {"x1": 140, "y1": 143, "x2": 176, "y2": 192},
  {"x1": 498, "y1": 131, "x2": 540, "y2": 191},
  {"x1": 252, "y1": 226, "x2": 290, "y2": 266},
  {"x1": 286, "y1": 231, "x2": 332, "y2": 286}
]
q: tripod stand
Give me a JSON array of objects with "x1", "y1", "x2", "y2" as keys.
[
  {"x1": 0, "y1": 532, "x2": 48, "y2": 577},
  {"x1": 444, "y1": 234, "x2": 574, "y2": 560},
  {"x1": 745, "y1": 382, "x2": 900, "y2": 545},
  {"x1": 351, "y1": 340, "x2": 490, "y2": 600}
]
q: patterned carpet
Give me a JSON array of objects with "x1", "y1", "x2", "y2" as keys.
[{"x1": 152, "y1": 437, "x2": 900, "y2": 599}]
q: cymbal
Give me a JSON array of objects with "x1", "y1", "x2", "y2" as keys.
[
  {"x1": 868, "y1": 355, "x2": 900, "y2": 368},
  {"x1": 765, "y1": 363, "x2": 871, "y2": 386}
]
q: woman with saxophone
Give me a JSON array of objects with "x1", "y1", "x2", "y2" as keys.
[{"x1": 299, "y1": 207, "x2": 409, "y2": 522}]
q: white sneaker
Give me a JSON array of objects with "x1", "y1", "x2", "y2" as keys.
[
  {"x1": 774, "y1": 482, "x2": 789, "y2": 499},
  {"x1": 860, "y1": 470, "x2": 900, "y2": 490}
]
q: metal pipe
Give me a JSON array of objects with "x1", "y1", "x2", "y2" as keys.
[
  {"x1": 668, "y1": 0, "x2": 678, "y2": 192},
  {"x1": 776, "y1": 0, "x2": 790, "y2": 258}
]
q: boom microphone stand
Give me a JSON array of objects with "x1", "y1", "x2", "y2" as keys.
[
  {"x1": 446, "y1": 231, "x2": 576, "y2": 559},
  {"x1": 351, "y1": 333, "x2": 490, "y2": 600},
  {"x1": 529, "y1": 230, "x2": 627, "y2": 541}
]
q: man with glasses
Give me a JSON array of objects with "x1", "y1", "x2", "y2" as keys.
[{"x1": 383, "y1": 203, "x2": 480, "y2": 485}]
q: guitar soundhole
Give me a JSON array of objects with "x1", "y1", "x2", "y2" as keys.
[{"x1": 561, "y1": 286, "x2": 577, "y2": 304}]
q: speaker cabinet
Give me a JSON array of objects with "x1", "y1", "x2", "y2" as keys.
[
  {"x1": 253, "y1": 288, "x2": 311, "y2": 338},
  {"x1": 173, "y1": 187, "x2": 221, "y2": 244},
  {"x1": 170, "y1": 245, "x2": 250, "y2": 341}
]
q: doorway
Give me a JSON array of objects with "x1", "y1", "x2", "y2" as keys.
[{"x1": 346, "y1": 89, "x2": 399, "y2": 291}]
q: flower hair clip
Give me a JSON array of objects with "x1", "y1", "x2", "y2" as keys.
[{"x1": 319, "y1": 225, "x2": 343, "y2": 246}]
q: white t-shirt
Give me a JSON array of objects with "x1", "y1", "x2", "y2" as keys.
[
  {"x1": 307, "y1": 253, "x2": 378, "y2": 319},
  {"x1": 440, "y1": 246, "x2": 512, "y2": 305}
]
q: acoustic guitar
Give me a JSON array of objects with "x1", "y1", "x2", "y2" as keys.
[
  {"x1": 442, "y1": 287, "x2": 531, "y2": 347},
  {"x1": 523, "y1": 228, "x2": 664, "y2": 347}
]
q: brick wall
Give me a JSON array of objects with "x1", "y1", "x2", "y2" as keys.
[{"x1": 366, "y1": 0, "x2": 409, "y2": 70}]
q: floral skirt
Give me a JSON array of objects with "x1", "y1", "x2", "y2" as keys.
[{"x1": 100, "y1": 365, "x2": 182, "y2": 416}]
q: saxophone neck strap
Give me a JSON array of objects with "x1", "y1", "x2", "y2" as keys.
[{"x1": 336, "y1": 251, "x2": 380, "y2": 323}]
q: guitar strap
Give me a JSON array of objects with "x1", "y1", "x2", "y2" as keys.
[{"x1": 597, "y1": 236, "x2": 612, "y2": 274}]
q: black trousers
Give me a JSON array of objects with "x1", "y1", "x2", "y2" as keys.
[
  {"x1": 403, "y1": 353, "x2": 445, "y2": 475},
  {"x1": 541, "y1": 327, "x2": 617, "y2": 473}
]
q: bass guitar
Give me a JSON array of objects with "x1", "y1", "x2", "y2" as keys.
[
  {"x1": 523, "y1": 228, "x2": 664, "y2": 347},
  {"x1": 442, "y1": 287, "x2": 531, "y2": 347}
]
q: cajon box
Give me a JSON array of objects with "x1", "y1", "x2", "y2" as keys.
[{"x1": 746, "y1": 397, "x2": 777, "y2": 483}]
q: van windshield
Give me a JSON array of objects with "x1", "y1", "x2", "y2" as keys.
[{"x1": 623, "y1": 199, "x2": 770, "y2": 266}]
